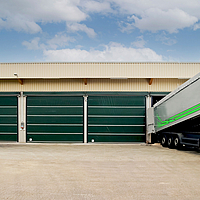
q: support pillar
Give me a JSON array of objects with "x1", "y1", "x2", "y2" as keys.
[
  {"x1": 146, "y1": 95, "x2": 152, "y2": 144},
  {"x1": 83, "y1": 95, "x2": 88, "y2": 143},
  {"x1": 18, "y1": 92, "x2": 26, "y2": 143}
]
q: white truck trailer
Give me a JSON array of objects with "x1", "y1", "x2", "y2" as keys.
[{"x1": 147, "y1": 72, "x2": 200, "y2": 148}]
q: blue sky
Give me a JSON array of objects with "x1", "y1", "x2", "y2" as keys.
[{"x1": 1, "y1": 0, "x2": 200, "y2": 62}]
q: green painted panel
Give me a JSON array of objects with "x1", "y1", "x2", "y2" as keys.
[
  {"x1": 88, "y1": 126, "x2": 145, "y2": 133},
  {"x1": 0, "y1": 97, "x2": 18, "y2": 106},
  {"x1": 27, "y1": 107, "x2": 83, "y2": 115},
  {"x1": 27, "y1": 96, "x2": 83, "y2": 106},
  {"x1": 88, "y1": 95, "x2": 146, "y2": 142},
  {"x1": 0, "y1": 134, "x2": 17, "y2": 141},
  {"x1": 27, "y1": 134, "x2": 83, "y2": 142},
  {"x1": 0, "y1": 96, "x2": 18, "y2": 141},
  {"x1": 89, "y1": 96, "x2": 145, "y2": 106},
  {"x1": 0, "y1": 117, "x2": 17, "y2": 124},
  {"x1": 88, "y1": 135, "x2": 145, "y2": 142},
  {"x1": 0, "y1": 92, "x2": 19, "y2": 95},
  {"x1": 27, "y1": 96, "x2": 84, "y2": 142},
  {"x1": 27, "y1": 125, "x2": 83, "y2": 133},
  {"x1": 0, "y1": 108, "x2": 17, "y2": 115},
  {"x1": 27, "y1": 116, "x2": 83, "y2": 124},
  {"x1": 88, "y1": 108, "x2": 145, "y2": 116},
  {"x1": 0, "y1": 126, "x2": 17, "y2": 133},
  {"x1": 88, "y1": 117, "x2": 145, "y2": 125}
]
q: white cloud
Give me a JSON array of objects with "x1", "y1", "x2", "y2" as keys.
[
  {"x1": 22, "y1": 33, "x2": 75, "y2": 50},
  {"x1": 123, "y1": 8, "x2": 198, "y2": 33},
  {"x1": 22, "y1": 37, "x2": 42, "y2": 50},
  {"x1": 135, "y1": 8, "x2": 197, "y2": 33},
  {"x1": 131, "y1": 36, "x2": 146, "y2": 48},
  {"x1": 1, "y1": 0, "x2": 200, "y2": 35},
  {"x1": 193, "y1": 23, "x2": 200, "y2": 30},
  {"x1": 81, "y1": 0, "x2": 112, "y2": 13},
  {"x1": 0, "y1": 16, "x2": 42, "y2": 34},
  {"x1": 109, "y1": 0, "x2": 200, "y2": 18},
  {"x1": 119, "y1": 21, "x2": 135, "y2": 33},
  {"x1": 47, "y1": 33, "x2": 75, "y2": 49},
  {"x1": 43, "y1": 42, "x2": 163, "y2": 62},
  {"x1": 67, "y1": 23, "x2": 96, "y2": 38},
  {"x1": 0, "y1": 0, "x2": 87, "y2": 33},
  {"x1": 110, "y1": 0, "x2": 200, "y2": 33},
  {"x1": 156, "y1": 33, "x2": 177, "y2": 46}
]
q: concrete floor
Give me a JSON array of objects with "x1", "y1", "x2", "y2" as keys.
[{"x1": 0, "y1": 144, "x2": 200, "y2": 200}]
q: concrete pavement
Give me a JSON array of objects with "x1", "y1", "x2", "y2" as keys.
[{"x1": 0, "y1": 143, "x2": 200, "y2": 200}]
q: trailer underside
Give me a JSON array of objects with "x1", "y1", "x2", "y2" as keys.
[{"x1": 155, "y1": 114, "x2": 200, "y2": 148}]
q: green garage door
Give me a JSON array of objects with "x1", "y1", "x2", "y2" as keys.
[
  {"x1": 27, "y1": 96, "x2": 83, "y2": 142},
  {"x1": 0, "y1": 96, "x2": 18, "y2": 141},
  {"x1": 88, "y1": 96, "x2": 145, "y2": 142}
]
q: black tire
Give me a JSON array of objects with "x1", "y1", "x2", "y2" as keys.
[
  {"x1": 173, "y1": 135, "x2": 180, "y2": 149},
  {"x1": 161, "y1": 135, "x2": 168, "y2": 147},
  {"x1": 173, "y1": 135, "x2": 183, "y2": 149},
  {"x1": 167, "y1": 136, "x2": 174, "y2": 148}
]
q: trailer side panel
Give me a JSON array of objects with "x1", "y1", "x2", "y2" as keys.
[{"x1": 154, "y1": 77, "x2": 200, "y2": 132}]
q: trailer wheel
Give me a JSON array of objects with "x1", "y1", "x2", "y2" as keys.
[
  {"x1": 174, "y1": 136, "x2": 182, "y2": 149},
  {"x1": 161, "y1": 135, "x2": 167, "y2": 147},
  {"x1": 167, "y1": 136, "x2": 174, "y2": 148}
]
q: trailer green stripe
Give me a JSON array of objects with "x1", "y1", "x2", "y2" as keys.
[{"x1": 157, "y1": 103, "x2": 200, "y2": 128}]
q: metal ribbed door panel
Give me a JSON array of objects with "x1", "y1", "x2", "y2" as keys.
[
  {"x1": 88, "y1": 96, "x2": 145, "y2": 142},
  {"x1": 27, "y1": 96, "x2": 83, "y2": 142},
  {"x1": 0, "y1": 97, "x2": 18, "y2": 141}
]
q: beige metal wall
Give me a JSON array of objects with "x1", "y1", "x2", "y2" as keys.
[
  {"x1": 1, "y1": 62, "x2": 200, "y2": 79},
  {"x1": 0, "y1": 78, "x2": 187, "y2": 92}
]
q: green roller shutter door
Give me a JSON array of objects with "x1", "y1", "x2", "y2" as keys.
[
  {"x1": 0, "y1": 97, "x2": 18, "y2": 141},
  {"x1": 27, "y1": 96, "x2": 83, "y2": 142},
  {"x1": 88, "y1": 96, "x2": 145, "y2": 142}
]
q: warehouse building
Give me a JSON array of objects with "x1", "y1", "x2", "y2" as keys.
[{"x1": 0, "y1": 62, "x2": 200, "y2": 144}]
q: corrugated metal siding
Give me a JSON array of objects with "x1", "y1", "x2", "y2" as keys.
[
  {"x1": 0, "y1": 78, "x2": 186, "y2": 92},
  {"x1": 0, "y1": 62, "x2": 200, "y2": 79},
  {"x1": 0, "y1": 80, "x2": 22, "y2": 91}
]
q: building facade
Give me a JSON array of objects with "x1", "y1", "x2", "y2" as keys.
[{"x1": 0, "y1": 62, "x2": 199, "y2": 143}]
